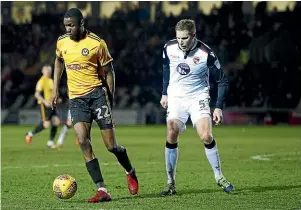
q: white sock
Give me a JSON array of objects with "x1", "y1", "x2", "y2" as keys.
[
  {"x1": 98, "y1": 187, "x2": 107, "y2": 192},
  {"x1": 125, "y1": 168, "x2": 134, "y2": 175},
  {"x1": 205, "y1": 141, "x2": 223, "y2": 181},
  {"x1": 47, "y1": 140, "x2": 54, "y2": 147},
  {"x1": 57, "y1": 125, "x2": 69, "y2": 146},
  {"x1": 28, "y1": 131, "x2": 33, "y2": 137},
  {"x1": 165, "y1": 144, "x2": 178, "y2": 184}
]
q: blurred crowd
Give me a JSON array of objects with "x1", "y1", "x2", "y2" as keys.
[{"x1": 2, "y1": 2, "x2": 301, "y2": 111}]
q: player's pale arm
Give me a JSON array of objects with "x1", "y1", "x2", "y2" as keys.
[{"x1": 34, "y1": 91, "x2": 47, "y2": 105}]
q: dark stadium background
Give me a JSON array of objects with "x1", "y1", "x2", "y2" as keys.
[
  {"x1": 2, "y1": 1, "x2": 301, "y2": 126},
  {"x1": 2, "y1": 2, "x2": 301, "y2": 210}
]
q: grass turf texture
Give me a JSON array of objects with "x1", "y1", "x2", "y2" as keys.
[{"x1": 1, "y1": 125, "x2": 301, "y2": 210}]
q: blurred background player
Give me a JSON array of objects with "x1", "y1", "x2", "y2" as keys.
[
  {"x1": 56, "y1": 109, "x2": 72, "y2": 147},
  {"x1": 56, "y1": 108, "x2": 80, "y2": 148},
  {"x1": 160, "y1": 19, "x2": 233, "y2": 195},
  {"x1": 25, "y1": 64, "x2": 60, "y2": 149},
  {"x1": 50, "y1": 8, "x2": 138, "y2": 202}
]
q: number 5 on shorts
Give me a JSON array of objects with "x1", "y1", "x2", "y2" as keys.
[
  {"x1": 199, "y1": 99, "x2": 210, "y2": 110},
  {"x1": 199, "y1": 100, "x2": 206, "y2": 109}
]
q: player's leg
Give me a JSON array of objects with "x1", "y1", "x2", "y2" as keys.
[
  {"x1": 73, "y1": 122, "x2": 100, "y2": 176},
  {"x1": 47, "y1": 115, "x2": 60, "y2": 148},
  {"x1": 101, "y1": 129, "x2": 134, "y2": 173},
  {"x1": 70, "y1": 96, "x2": 111, "y2": 202},
  {"x1": 57, "y1": 110, "x2": 72, "y2": 147},
  {"x1": 25, "y1": 104, "x2": 50, "y2": 144},
  {"x1": 74, "y1": 121, "x2": 103, "y2": 182},
  {"x1": 190, "y1": 98, "x2": 233, "y2": 193},
  {"x1": 92, "y1": 87, "x2": 138, "y2": 195},
  {"x1": 161, "y1": 99, "x2": 188, "y2": 196},
  {"x1": 101, "y1": 128, "x2": 138, "y2": 195}
]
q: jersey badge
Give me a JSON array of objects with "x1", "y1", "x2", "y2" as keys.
[
  {"x1": 193, "y1": 57, "x2": 200, "y2": 64},
  {"x1": 82, "y1": 48, "x2": 89, "y2": 56}
]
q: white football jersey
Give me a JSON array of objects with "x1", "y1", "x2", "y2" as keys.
[{"x1": 162, "y1": 39, "x2": 221, "y2": 98}]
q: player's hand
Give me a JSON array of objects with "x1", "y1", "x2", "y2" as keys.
[
  {"x1": 160, "y1": 95, "x2": 168, "y2": 109},
  {"x1": 50, "y1": 91, "x2": 59, "y2": 110},
  {"x1": 57, "y1": 97, "x2": 63, "y2": 104},
  {"x1": 44, "y1": 101, "x2": 51, "y2": 108},
  {"x1": 213, "y1": 108, "x2": 223, "y2": 125}
]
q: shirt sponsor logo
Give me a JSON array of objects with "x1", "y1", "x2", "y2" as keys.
[
  {"x1": 66, "y1": 64, "x2": 89, "y2": 70},
  {"x1": 170, "y1": 55, "x2": 180, "y2": 59},
  {"x1": 176, "y1": 63, "x2": 190, "y2": 75}
]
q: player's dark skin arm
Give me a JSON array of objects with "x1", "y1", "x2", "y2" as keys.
[
  {"x1": 50, "y1": 57, "x2": 64, "y2": 109},
  {"x1": 103, "y1": 62, "x2": 115, "y2": 98}
]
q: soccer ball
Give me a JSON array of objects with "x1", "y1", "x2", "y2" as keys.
[{"x1": 53, "y1": 174, "x2": 77, "y2": 199}]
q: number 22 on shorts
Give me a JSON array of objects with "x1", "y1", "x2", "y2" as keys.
[{"x1": 95, "y1": 105, "x2": 110, "y2": 120}]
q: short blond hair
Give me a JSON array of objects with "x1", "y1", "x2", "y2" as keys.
[{"x1": 175, "y1": 19, "x2": 196, "y2": 35}]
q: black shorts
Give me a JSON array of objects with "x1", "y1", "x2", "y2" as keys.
[
  {"x1": 69, "y1": 86, "x2": 114, "y2": 129},
  {"x1": 40, "y1": 104, "x2": 57, "y2": 121}
]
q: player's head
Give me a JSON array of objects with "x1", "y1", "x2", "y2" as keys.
[
  {"x1": 63, "y1": 8, "x2": 84, "y2": 41},
  {"x1": 42, "y1": 64, "x2": 52, "y2": 78},
  {"x1": 175, "y1": 19, "x2": 196, "y2": 52}
]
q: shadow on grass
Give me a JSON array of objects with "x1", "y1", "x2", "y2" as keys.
[
  {"x1": 234, "y1": 184, "x2": 301, "y2": 193},
  {"x1": 113, "y1": 188, "x2": 221, "y2": 201},
  {"x1": 64, "y1": 185, "x2": 301, "y2": 203}
]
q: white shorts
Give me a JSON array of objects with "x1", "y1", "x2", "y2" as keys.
[{"x1": 167, "y1": 94, "x2": 211, "y2": 128}]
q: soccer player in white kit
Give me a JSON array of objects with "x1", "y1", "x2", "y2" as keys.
[{"x1": 160, "y1": 19, "x2": 233, "y2": 195}]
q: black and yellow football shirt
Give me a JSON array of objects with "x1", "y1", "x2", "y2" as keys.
[
  {"x1": 56, "y1": 31, "x2": 113, "y2": 99},
  {"x1": 36, "y1": 75, "x2": 54, "y2": 104}
]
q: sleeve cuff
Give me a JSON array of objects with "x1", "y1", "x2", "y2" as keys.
[
  {"x1": 57, "y1": 56, "x2": 64, "y2": 63},
  {"x1": 215, "y1": 102, "x2": 223, "y2": 109}
]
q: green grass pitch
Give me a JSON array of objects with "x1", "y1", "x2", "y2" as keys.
[{"x1": 1, "y1": 125, "x2": 301, "y2": 210}]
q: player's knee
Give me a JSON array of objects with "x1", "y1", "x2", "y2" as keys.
[
  {"x1": 199, "y1": 131, "x2": 212, "y2": 144},
  {"x1": 43, "y1": 121, "x2": 50, "y2": 128},
  {"x1": 66, "y1": 120, "x2": 72, "y2": 127},
  {"x1": 52, "y1": 117, "x2": 60, "y2": 126},
  {"x1": 167, "y1": 120, "x2": 180, "y2": 135}
]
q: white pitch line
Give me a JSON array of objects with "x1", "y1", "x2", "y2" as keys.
[
  {"x1": 1, "y1": 166, "x2": 22, "y2": 169},
  {"x1": 251, "y1": 154, "x2": 274, "y2": 161},
  {"x1": 53, "y1": 164, "x2": 70, "y2": 167},
  {"x1": 57, "y1": 208, "x2": 120, "y2": 210},
  {"x1": 32, "y1": 165, "x2": 49, "y2": 168},
  {"x1": 2, "y1": 161, "x2": 158, "y2": 170}
]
